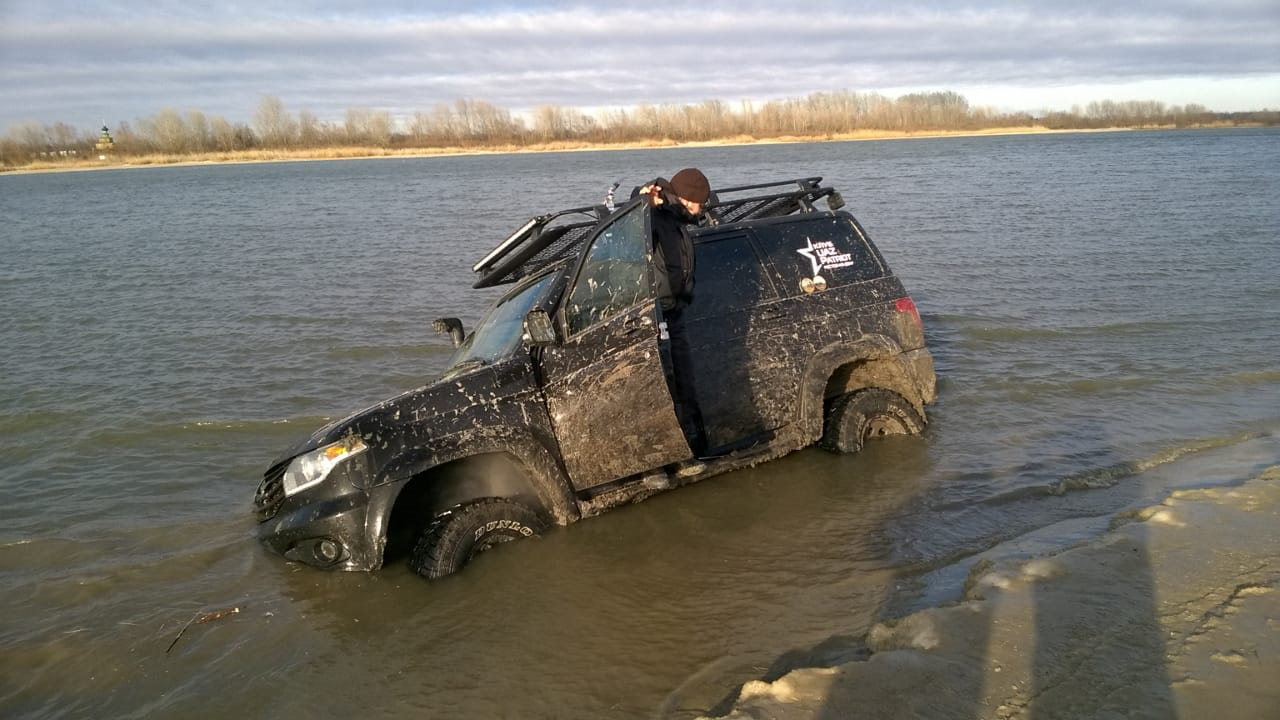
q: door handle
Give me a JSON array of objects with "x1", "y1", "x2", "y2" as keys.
[
  {"x1": 616, "y1": 315, "x2": 652, "y2": 337},
  {"x1": 759, "y1": 308, "x2": 786, "y2": 320}
]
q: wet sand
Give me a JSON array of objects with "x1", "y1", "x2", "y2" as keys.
[{"x1": 709, "y1": 465, "x2": 1280, "y2": 719}]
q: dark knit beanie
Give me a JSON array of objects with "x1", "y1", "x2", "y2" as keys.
[{"x1": 669, "y1": 168, "x2": 710, "y2": 203}]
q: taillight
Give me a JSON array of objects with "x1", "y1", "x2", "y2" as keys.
[
  {"x1": 895, "y1": 297, "x2": 921, "y2": 326},
  {"x1": 894, "y1": 296, "x2": 924, "y2": 348}
]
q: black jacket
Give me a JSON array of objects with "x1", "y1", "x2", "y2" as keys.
[{"x1": 648, "y1": 181, "x2": 698, "y2": 310}]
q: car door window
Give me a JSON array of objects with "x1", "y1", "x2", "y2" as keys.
[
  {"x1": 564, "y1": 204, "x2": 649, "y2": 335},
  {"x1": 686, "y1": 233, "x2": 778, "y2": 321}
]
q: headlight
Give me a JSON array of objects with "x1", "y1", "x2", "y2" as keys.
[{"x1": 282, "y1": 437, "x2": 368, "y2": 497}]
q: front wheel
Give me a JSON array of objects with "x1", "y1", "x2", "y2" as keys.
[
  {"x1": 410, "y1": 498, "x2": 547, "y2": 579},
  {"x1": 820, "y1": 388, "x2": 925, "y2": 454}
]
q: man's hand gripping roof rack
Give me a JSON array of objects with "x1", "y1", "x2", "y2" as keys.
[{"x1": 470, "y1": 177, "x2": 845, "y2": 289}]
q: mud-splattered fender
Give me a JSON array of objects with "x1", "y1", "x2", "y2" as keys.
[
  {"x1": 797, "y1": 334, "x2": 927, "y2": 440},
  {"x1": 374, "y1": 426, "x2": 578, "y2": 526}
]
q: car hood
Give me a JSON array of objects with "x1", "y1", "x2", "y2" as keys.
[{"x1": 269, "y1": 360, "x2": 525, "y2": 468}]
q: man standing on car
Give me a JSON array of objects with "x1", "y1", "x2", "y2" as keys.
[{"x1": 640, "y1": 168, "x2": 710, "y2": 472}]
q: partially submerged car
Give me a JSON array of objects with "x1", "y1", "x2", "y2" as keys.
[{"x1": 254, "y1": 177, "x2": 936, "y2": 579}]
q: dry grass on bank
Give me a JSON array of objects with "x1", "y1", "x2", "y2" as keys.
[
  {"x1": 5, "y1": 125, "x2": 1112, "y2": 174},
  {"x1": 6, "y1": 139, "x2": 683, "y2": 173}
]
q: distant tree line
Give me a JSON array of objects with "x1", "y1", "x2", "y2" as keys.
[{"x1": 3, "y1": 91, "x2": 1277, "y2": 167}]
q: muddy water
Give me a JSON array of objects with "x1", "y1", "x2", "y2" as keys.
[{"x1": 2, "y1": 128, "x2": 1278, "y2": 719}]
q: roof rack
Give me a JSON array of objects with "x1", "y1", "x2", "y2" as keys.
[
  {"x1": 471, "y1": 177, "x2": 845, "y2": 289},
  {"x1": 705, "y1": 176, "x2": 844, "y2": 225}
]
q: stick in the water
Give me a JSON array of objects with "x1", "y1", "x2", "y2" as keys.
[{"x1": 166, "y1": 606, "x2": 240, "y2": 654}]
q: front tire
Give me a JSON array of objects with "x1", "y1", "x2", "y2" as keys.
[
  {"x1": 410, "y1": 498, "x2": 546, "y2": 580},
  {"x1": 820, "y1": 388, "x2": 925, "y2": 454}
]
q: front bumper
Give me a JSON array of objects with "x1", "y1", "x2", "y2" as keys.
[{"x1": 254, "y1": 459, "x2": 383, "y2": 571}]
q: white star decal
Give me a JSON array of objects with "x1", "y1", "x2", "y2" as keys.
[{"x1": 796, "y1": 239, "x2": 823, "y2": 276}]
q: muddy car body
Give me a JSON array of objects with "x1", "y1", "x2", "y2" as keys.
[{"x1": 254, "y1": 177, "x2": 937, "y2": 578}]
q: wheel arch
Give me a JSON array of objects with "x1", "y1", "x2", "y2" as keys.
[
  {"x1": 798, "y1": 336, "x2": 929, "y2": 442},
  {"x1": 375, "y1": 432, "x2": 577, "y2": 565}
]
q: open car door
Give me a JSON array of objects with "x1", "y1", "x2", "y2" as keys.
[{"x1": 537, "y1": 202, "x2": 691, "y2": 490}]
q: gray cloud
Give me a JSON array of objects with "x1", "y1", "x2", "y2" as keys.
[{"x1": 2, "y1": 1, "x2": 1278, "y2": 131}]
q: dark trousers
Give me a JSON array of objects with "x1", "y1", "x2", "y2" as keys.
[{"x1": 663, "y1": 304, "x2": 706, "y2": 455}]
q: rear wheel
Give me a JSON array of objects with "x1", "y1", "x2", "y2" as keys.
[
  {"x1": 410, "y1": 498, "x2": 546, "y2": 579},
  {"x1": 820, "y1": 388, "x2": 925, "y2": 453}
]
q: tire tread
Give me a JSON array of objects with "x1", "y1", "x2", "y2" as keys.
[{"x1": 409, "y1": 498, "x2": 545, "y2": 580}]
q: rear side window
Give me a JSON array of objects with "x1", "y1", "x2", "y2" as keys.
[
  {"x1": 753, "y1": 216, "x2": 884, "y2": 296},
  {"x1": 687, "y1": 233, "x2": 777, "y2": 321}
]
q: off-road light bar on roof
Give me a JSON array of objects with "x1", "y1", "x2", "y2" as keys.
[{"x1": 472, "y1": 205, "x2": 603, "y2": 276}]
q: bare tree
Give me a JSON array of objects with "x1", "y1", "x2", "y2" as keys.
[
  {"x1": 407, "y1": 111, "x2": 433, "y2": 144},
  {"x1": 1, "y1": 121, "x2": 46, "y2": 163},
  {"x1": 7, "y1": 121, "x2": 48, "y2": 151},
  {"x1": 343, "y1": 107, "x2": 393, "y2": 147},
  {"x1": 473, "y1": 100, "x2": 512, "y2": 142},
  {"x1": 210, "y1": 116, "x2": 239, "y2": 151},
  {"x1": 186, "y1": 110, "x2": 211, "y2": 152},
  {"x1": 47, "y1": 122, "x2": 85, "y2": 150},
  {"x1": 144, "y1": 108, "x2": 188, "y2": 153},
  {"x1": 365, "y1": 109, "x2": 393, "y2": 147},
  {"x1": 297, "y1": 110, "x2": 324, "y2": 147},
  {"x1": 532, "y1": 104, "x2": 593, "y2": 141},
  {"x1": 254, "y1": 95, "x2": 297, "y2": 148},
  {"x1": 428, "y1": 103, "x2": 461, "y2": 144}
]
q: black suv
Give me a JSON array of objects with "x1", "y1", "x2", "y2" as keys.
[{"x1": 254, "y1": 177, "x2": 936, "y2": 579}]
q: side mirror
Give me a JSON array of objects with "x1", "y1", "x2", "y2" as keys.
[
  {"x1": 826, "y1": 190, "x2": 845, "y2": 211},
  {"x1": 433, "y1": 317, "x2": 465, "y2": 348},
  {"x1": 523, "y1": 309, "x2": 557, "y2": 346}
]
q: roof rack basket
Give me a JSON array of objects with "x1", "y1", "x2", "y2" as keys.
[
  {"x1": 705, "y1": 176, "x2": 844, "y2": 225},
  {"x1": 471, "y1": 205, "x2": 606, "y2": 288},
  {"x1": 471, "y1": 177, "x2": 844, "y2": 289}
]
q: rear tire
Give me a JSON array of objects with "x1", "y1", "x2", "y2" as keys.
[
  {"x1": 410, "y1": 498, "x2": 546, "y2": 580},
  {"x1": 820, "y1": 388, "x2": 925, "y2": 454}
]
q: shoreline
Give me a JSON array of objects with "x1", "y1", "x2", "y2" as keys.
[
  {"x1": 706, "y1": 459, "x2": 1280, "y2": 719},
  {"x1": 1, "y1": 125, "x2": 1142, "y2": 176}
]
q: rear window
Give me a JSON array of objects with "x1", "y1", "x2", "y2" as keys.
[
  {"x1": 752, "y1": 215, "x2": 885, "y2": 296},
  {"x1": 687, "y1": 233, "x2": 778, "y2": 321}
]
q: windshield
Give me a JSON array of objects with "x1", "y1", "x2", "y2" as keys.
[{"x1": 445, "y1": 272, "x2": 557, "y2": 373}]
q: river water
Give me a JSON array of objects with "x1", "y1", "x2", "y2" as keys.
[{"x1": 2, "y1": 129, "x2": 1278, "y2": 719}]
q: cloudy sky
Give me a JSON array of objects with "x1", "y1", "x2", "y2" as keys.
[{"x1": 2, "y1": 0, "x2": 1278, "y2": 133}]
